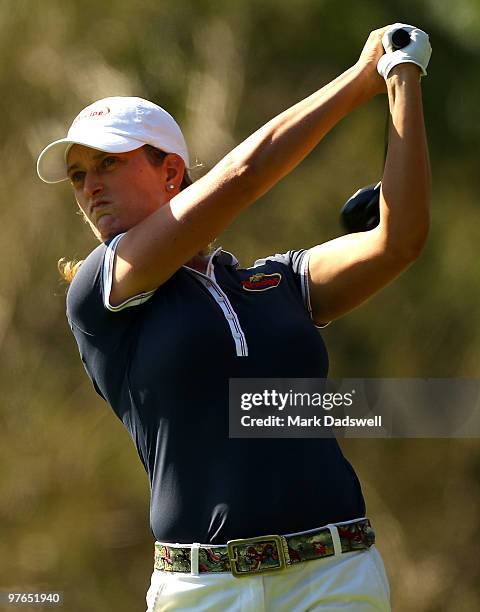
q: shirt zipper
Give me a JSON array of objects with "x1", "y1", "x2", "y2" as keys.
[{"x1": 183, "y1": 258, "x2": 248, "y2": 358}]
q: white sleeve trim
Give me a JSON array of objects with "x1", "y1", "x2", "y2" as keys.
[
  {"x1": 102, "y1": 233, "x2": 156, "y2": 312},
  {"x1": 251, "y1": 253, "x2": 285, "y2": 268},
  {"x1": 300, "y1": 249, "x2": 331, "y2": 329}
]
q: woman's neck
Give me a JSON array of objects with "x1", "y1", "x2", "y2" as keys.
[{"x1": 186, "y1": 253, "x2": 209, "y2": 274}]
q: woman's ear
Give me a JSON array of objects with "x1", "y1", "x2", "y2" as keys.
[{"x1": 163, "y1": 153, "x2": 185, "y2": 189}]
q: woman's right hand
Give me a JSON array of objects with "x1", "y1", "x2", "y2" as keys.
[{"x1": 355, "y1": 26, "x2": 390, "y2": 97}]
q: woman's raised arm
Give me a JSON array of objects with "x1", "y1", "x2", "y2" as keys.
[
  {"x1": 307, "y1": 34, "x2": 431, "y2": 325},
  {"x1": 109, "y1": 29, "x2": 389, "y2": 306}
]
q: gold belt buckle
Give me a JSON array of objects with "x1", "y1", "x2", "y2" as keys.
[{"x1": 227, "y1": 534, "x2": 289, "y2": 578}]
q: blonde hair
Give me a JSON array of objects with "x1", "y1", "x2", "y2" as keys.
[{"x1": 58, "y1": 258, "x2": 84, "y2": 283}]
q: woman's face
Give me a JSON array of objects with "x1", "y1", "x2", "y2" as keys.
[{"x1": 67, "y1": 144, "x2": 176, "y2": 242}]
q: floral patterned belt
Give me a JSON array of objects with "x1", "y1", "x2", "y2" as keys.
[{"x1": 154, "y1": 518, "x2": 375, "y2": 578}]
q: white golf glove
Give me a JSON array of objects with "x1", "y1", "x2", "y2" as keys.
[{"x1": 377, "y1": 23, "x2": 432, "y2": 79}]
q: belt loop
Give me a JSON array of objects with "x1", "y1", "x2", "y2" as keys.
[
  {"x1": 190, "y1": 543, "x2": 201, "y2": 575},
  {"x1": 326, "y1": 524, "x2": 342, "y2": 557}
]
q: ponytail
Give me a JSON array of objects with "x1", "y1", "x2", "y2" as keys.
[{"x1": 58, "y1": 258, "x2": 83, "y2": 283}]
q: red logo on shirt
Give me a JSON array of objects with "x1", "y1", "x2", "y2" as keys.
[{"x1": 242, "y1": 273, "x2": 282, "y2": 291}]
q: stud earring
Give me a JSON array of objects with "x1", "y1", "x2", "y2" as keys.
[{"x1": 167, "y1": 184, "x2": 175, "y2": 190}]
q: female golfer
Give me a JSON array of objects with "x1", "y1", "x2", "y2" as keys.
[{"x1": 37, "y1": 24, "x2": 431, "y2": 611}]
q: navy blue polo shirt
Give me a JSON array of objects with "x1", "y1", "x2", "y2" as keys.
[{"x1": 66, "y1": 235, "x2": 365, "y2": 544}]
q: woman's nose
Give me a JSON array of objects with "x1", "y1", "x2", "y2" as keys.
[{"x1": 84, "y1": 170, "x2": 104, "y2": 197}]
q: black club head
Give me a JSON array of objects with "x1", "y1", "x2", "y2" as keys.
[{"x1": 340, "y1": 182, "x2": 381, "y2": 233}]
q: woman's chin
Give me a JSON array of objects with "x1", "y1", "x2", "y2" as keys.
[{"x1": 96, "y1": 216, "x2": 120, "y2": 242}]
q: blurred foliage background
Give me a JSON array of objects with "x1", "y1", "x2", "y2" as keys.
[{"x1": 1, "y1": 0, "x2": 479, "y2": 610}]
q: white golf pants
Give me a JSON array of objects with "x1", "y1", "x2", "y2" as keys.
[{"x1": 146, "y1": 544, "x2": 391, "y2": 611}]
